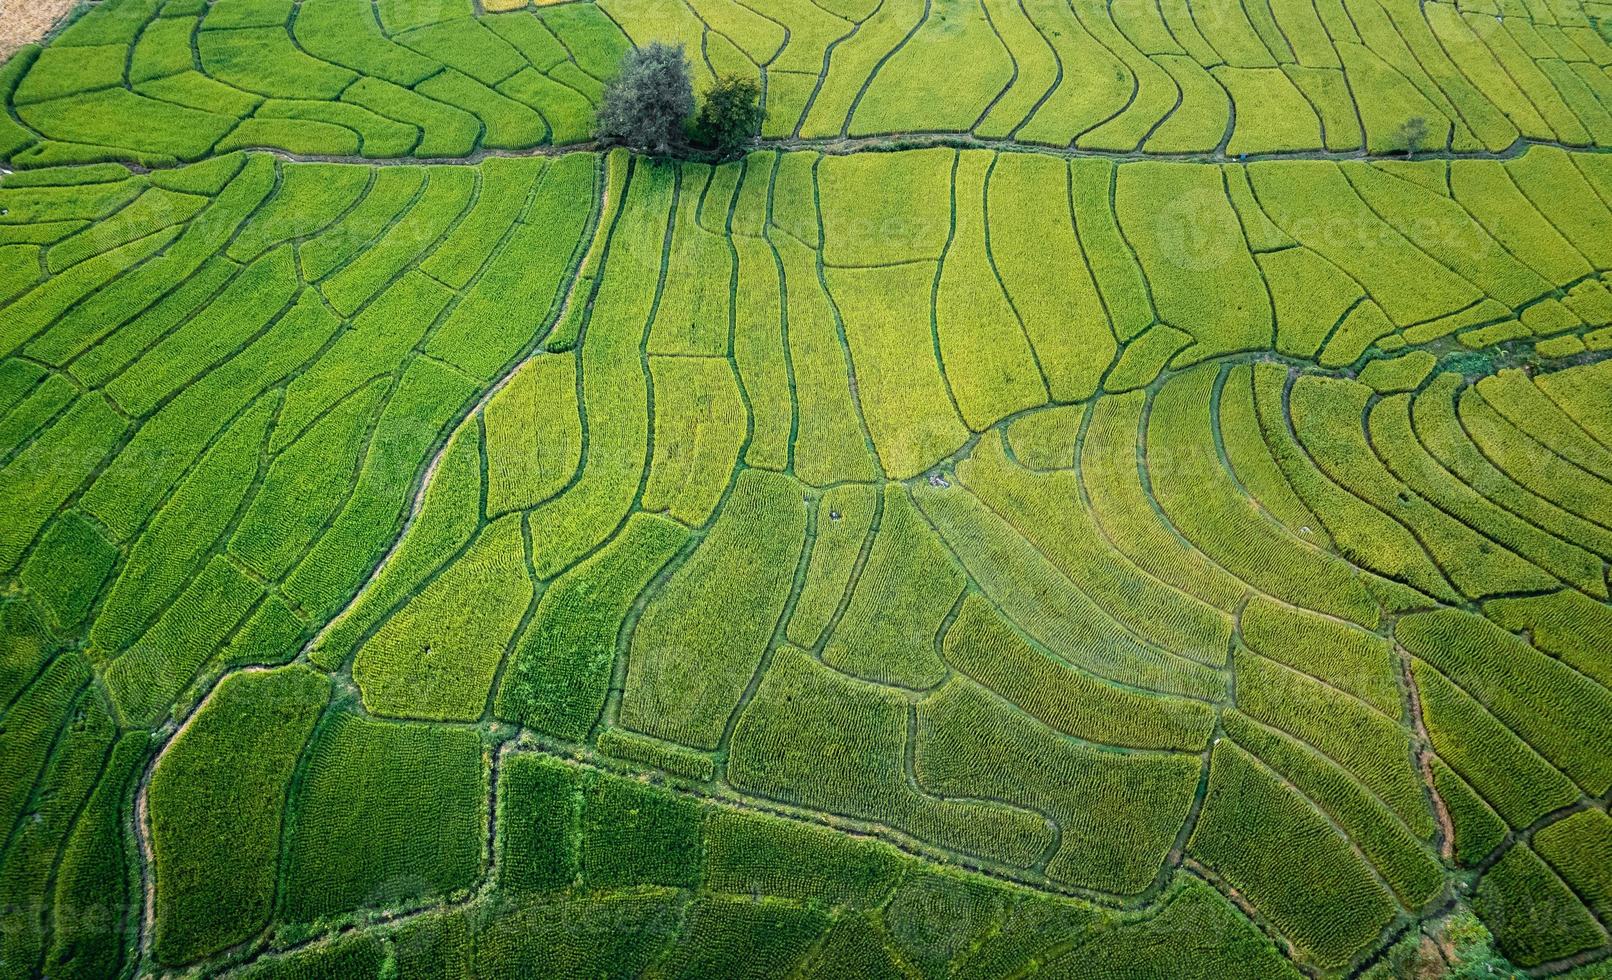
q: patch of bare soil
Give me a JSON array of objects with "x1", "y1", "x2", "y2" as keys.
[{"x1": 1, "y1": 0, "x2": 82, "y2": 61}]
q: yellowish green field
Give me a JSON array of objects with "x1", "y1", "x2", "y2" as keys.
[{"x1": 3, "y1": 0, "x2": 1612, "y2": 976}]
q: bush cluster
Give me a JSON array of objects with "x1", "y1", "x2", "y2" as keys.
[{"x1": 595, "y1": 42, "x2": 762, "y2": 160}]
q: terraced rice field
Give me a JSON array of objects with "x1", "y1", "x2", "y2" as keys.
[{"x1": 2, "y1": 0, "x2": 1612, "y2": 976}]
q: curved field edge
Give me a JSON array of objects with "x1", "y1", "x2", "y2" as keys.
[
  {"x1": 2, "y1": 141, "x2": 1612, "y2": 978},
  {"x1": 4, "y1": 0, "x2": 1612, "y2": 167}
]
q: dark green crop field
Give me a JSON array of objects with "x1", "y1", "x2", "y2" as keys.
[{"x1": 2, "y1": 0, "x2": 1612, "y2": 976}]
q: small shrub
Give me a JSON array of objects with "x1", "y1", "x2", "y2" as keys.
[
  {"x1": 1399, "y1": 115, "x2": 1430, "y2": 158},
  {"x1": 691, "y1": 74, "x2": 762, "y2": 159}
]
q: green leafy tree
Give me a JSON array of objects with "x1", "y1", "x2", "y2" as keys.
[
  {"x1": 1400, "y1": 116, "x2": 1430, "y2": 159},
  {"x1": 595, "y1": 42, "x2": 694, "y2": 156},
  {"x1": 692, "y1": 75, "x2": 764, "y2": 160}
]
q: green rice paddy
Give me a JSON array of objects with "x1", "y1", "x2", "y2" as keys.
[{"x1": 3, "y1": 0, "x2": 1612, "y2": 975}]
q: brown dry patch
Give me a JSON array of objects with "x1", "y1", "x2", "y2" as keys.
[{"x1": 0, "y1": 0, "x2": 82, "y2": 61}]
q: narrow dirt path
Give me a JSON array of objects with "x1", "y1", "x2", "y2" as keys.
[{"x1": 17, "y1": 133, "x2": 1611, "y2": 180}]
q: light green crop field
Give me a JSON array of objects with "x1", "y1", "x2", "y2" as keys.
[{"x1": 2, "y1": 0, "x2": 1612, "y2": 976}]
